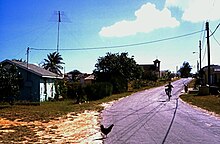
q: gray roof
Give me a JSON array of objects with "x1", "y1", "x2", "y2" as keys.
[
  {"x1": 202, "y1": 65, "x2": 220, "y2": 69},
  {"x1": 2, "y1": 59, "x2": 62, "y2": 79},
  {"x1": 84, "y1": 74, "x2": 95, "y2": 80}
]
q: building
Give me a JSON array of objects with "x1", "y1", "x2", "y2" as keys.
[
  {"x1": 81, "y1": 74, "x2": 95, "y2": 85},
  {"x1": 1, "y1": 59, "x2": 62, "y2": 102},
  {"x1": 201, "y1": 65, "x2": 220, "y2": 86},
  {"x1": 139, "y1": 59, "x2": 161, "y2": 79}
]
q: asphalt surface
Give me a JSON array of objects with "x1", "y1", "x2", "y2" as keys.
[{"x1": 101, "y1": 78, "x2": 220, "y2": 144}]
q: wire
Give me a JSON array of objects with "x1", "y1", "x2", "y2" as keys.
[
  {"x1": 210, "y1": 29, "x2": 220, "y2": 47},
  {"x1": 212, "y1": 35, "x2": 220, "y2": 47},
  {"x1": 200, "y1": 21, "x2": 206, "y2": 40},
  {"x1": 201, "y1": 29, "x2": 206, "y2": 50},
  {"x1": 209, "y1": 22, "x2": 220, "y2": 37},
  {"x1": 29, "y1": 30, "x2": 204, "y2": 51},
  {"x1": 202, "y1": 44, "x2": 207, "y2": 63}
]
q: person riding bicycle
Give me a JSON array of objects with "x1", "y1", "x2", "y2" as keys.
[{"x1": 165, "y1": 82, "x2": 174, "y2": 98}]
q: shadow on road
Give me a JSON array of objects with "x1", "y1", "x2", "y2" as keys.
[{"x1": 162, "y1": 98, "x2": 179, "y2": 144}]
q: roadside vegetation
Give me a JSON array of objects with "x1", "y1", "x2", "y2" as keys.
[
  {"x1": 181, "y1": 94, "x2": 220, "y2": 115},
  {"x1": 0, "y1": 52, "x2": 187, "y2": 121},
  {"x1": 180, "y1": 79, "x2": 220, "y2": 115},
  {"x1": 0, "y1": 79, "x2": 171, "y2": 122},
  {"x1": 0, "y1": 52, "x2": 189, "y2": 143}
]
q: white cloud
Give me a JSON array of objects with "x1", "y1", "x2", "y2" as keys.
[
  {"x1": 99, "y1": 3, "x2": 180, "y2": 37},
  {"x1": 165, "y1": 0, "x2": 220, "y2": 23}
]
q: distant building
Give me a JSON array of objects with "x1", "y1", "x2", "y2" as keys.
[
  {"x1": 81, "y1": 74, "x2": 95, "y2": 85},
  {"x1": 64, "y1": 70, "x2": 82, "y2": 82},
  {"x1": 1, "y1": 59, "x2": 62, "y2": 102},
  {"x1": 201, "y1": 65, "x2": 220, "y2": 86},
  {"x1": 139, "y1": 59, "x2": 161, "y2": 79},
  {"x1": 64, "y1": 71, "x2": 95, "y2": 85}
]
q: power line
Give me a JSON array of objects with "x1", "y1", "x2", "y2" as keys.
[
  {"x1": 201, "y1": 29, "x2": 206, "y2": 50},
  {"x1": 202, "y1": 44, "x2": 207, "y2": 63},
  {"x1": 209, "y1": 22, "x2": 220, "y2": 37},
  {"x1": 200, "y1": 21, "x2": 206, "y2": 40},
  {"x1": 29, "y1": 30, "x2": 204, "y2": 51},
  {"x1": 211, "y1": 31, "x2": 220, "y2": 47}
]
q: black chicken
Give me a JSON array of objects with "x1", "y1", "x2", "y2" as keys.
[{"x1": 100, "y1": 124, "x2": 114, "y2": 138}]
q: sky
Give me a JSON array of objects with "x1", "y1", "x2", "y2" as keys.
[{"x1": 0, "y1": 0, "x2": 220, "y2": 74}]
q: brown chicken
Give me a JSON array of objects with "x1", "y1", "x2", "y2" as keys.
[{"x1": 100, "y1": 124, "x2": 114, "y2": 138}]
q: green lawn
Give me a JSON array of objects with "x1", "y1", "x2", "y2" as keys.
[
  {"x1": 180, "y1": 94, "x2": 220, "y2": 115},
  {"x1": 0, "y1": 92, "x2": 133, "y2": 122},
  {"x1": 180, "y1": 78, "x2": 220, "y2": 115}
]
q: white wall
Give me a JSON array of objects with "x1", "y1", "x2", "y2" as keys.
[{"x1": 39, "y1": 79, "x2": 56, "y2": 102}]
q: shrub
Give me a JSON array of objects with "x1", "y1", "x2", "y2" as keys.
[
  {"x1": 84, "y1": 82, "x2": 113, "y2": 100},
  {"x1": 55, "y1": 80, "x2": 67, "y2": 100},
  {"x1": 67, "y1": 82, "x2": 86, "y2": 103},
  {"x1": 132, "y1": 79, "x2": 144, "y2": 89},
  {"x1": 132, "y1": 79, "x2": 159, "y2": 89}
]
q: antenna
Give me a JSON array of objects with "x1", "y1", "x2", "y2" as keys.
[
  {"x1": 57, "y1": 11, "x2": 61, "y2": 52},
  {"x1": 27, "y1": 47, "x2": 30, "y2": 68}
]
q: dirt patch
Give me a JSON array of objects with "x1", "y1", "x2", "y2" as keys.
[{"x1": 0, "y1": 110, "x2": 103, "y2": 143}]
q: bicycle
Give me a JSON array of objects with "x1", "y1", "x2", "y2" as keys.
[
  {"x1": 165, "y1": 82, "x2": 173, "y2": 101},
  {"x1": 165, "y1": 88, "x2": 172, "y2": 101}
]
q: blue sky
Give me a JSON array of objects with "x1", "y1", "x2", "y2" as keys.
[{"x1": 0, "y1": 0, "x2": 220, "y2": 73}]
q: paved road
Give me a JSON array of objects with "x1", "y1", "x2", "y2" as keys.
[{"x1": 101, "y1": 78, "x2": 220, "y2": 144}]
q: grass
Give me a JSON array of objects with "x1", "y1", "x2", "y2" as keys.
[
  {"x1": 180, "y1": 78, "x2": 220, "y2": 115},
  {"x1": 0, "y1": 92, "x2": 133, "y2": 122},
  {"x1": 180, "y1": 94, "x2": 220, "y2": 115}
]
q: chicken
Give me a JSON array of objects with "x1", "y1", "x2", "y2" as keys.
[{"x1": 100, "y1": 124, "x2": 114, "y2": 138}]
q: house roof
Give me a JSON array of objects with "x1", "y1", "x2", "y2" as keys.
[
  {"x1": 202, "y1": 65, "x2": 220, "y2": 69},
  {"x1": 1, "y1": 59, "x2": 62, "y2": 79},
  {"x1": 84, "y1": 74, "x2": 95, "y2": 80},
  {"x1": 153, "y1": 59, "x2": 160, "y2": 63}
]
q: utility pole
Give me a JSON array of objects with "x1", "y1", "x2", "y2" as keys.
[
  {"x1": 199, "y1": 40, "x2": 201, "y2": 71},
  {"x1": 206, "y1": 22, "x2": 211, "y2": 89},
  {"x1": 57, "y1": 11, "x2": 61, "y2": 52},
  {"x1": 27, "y1": 47, "x2": 30, "y2": 68}
]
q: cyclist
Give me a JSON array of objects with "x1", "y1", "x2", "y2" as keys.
[{"x1": 165, "y1": 82, "x2": 174, "y2": 100}]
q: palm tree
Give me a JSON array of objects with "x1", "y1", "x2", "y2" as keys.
[{"x1": 43, "y1": 52, "x2": 64, "y2": 75}]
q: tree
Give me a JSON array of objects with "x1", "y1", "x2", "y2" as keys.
[
  {"x1": 68, "y1": 69, "x2": 82, "y2": 82},
  {"x1": 94, "y1": 52, "x2": 143, "y2": 93},
  {"x1": 142, "y1": 71, "x2": 158, "y2": 81},
  {"x1": 160, "y1": 70, "x2": 175, "y2": 81},
  {"x1": 178, "y1": 62, "x2": 192, "y2": 78},
  {"x1": 43, "y1": 52, "x2": 64, "y2": 75},
  {"x1": 0, "y1": 64, "x2": 22, "y2": 105}
]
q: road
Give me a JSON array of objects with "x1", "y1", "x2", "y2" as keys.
[{"x1": 101, "y1": 78, "x2": 220, "y2": 144}]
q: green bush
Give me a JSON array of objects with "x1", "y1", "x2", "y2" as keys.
[
  {"x1": 67, "y1": 82, "x2": 86, "y2": 103},
  {"x1": 55, "y1": 80, "x2": 67, "y2": 100},
  {"x1": 132, "y1": 79, "x2": 159, "y2": 89},
  {"x1": 132, "y1": 79, "x2": 144, "y2": 89},
  {"x1": 84, "y1": 82, "x2": 113, "y2": 100}
]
